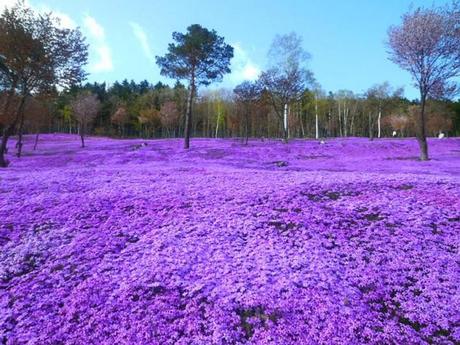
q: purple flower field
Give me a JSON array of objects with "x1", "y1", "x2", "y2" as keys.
[{"x1": 1, "y1": 134, "x2": 459, "y2": 344}]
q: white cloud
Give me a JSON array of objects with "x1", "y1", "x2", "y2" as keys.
[
  {"x1": 84, "y1": 15, "x2": 105, "y2": 41},
  {"x1": 241, "y1": 63, "x2": 260, "y2": 80},
  {"x1": 83, "y1": 14, "x2": 113, "y2": 73},
  {"x1": 130, "y1": 22, "x2": 154, "y2": 63},
  {"x1": 228, "y1": 42, "x2": 261, "y2": 84},
  {"x1": 92, "y1": 46, "x2": 113, "y2": 73}
]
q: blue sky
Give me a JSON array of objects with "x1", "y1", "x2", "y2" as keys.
[{"x1": 1, "y1": 0, "x2": 451, "y2": 99}]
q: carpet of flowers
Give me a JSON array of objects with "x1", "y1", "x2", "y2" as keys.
[{"x1": 1, "y1": 134, "x2": 459, "y2": 344}]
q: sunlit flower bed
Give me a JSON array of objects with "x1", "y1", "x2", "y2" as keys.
[{"x1": 1, "y1": 134, "x2": 459, "y2": 344}]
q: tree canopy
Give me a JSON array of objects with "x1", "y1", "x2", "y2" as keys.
[
  {"x1": 156, "y1": 24, "x2": 234, "y2": 87},
  {"x1": 0, "y1": 1, "x2": 88, "y2": 166}
]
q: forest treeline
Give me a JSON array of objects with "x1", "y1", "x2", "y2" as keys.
[{"x1": 4, "y1": 79, "x2": 460, "y2": 142}]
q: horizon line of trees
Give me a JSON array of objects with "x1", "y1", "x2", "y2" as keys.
[{"x1": 10, "y1": 78, "x2": 460, "y2": 143}]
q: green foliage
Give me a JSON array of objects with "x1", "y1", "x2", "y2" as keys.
[
  {"x1": 0, "y1": 1, "x2": 88, "y2": 93},
  {"x1": 449, "y1": 100, "x2": 460, "y2": 135},
  {"x1": 156, "y1": 24, "x2": 234, "y2": 87},
  {"x1": 61, "y1": 105, "x2": 73, "y2": 122}
]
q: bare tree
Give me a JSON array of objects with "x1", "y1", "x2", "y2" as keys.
[
  {"x1": 71, "y1": 93, "x2": 100, "y2": 147},
  {"x1": 387, "y1": 2, "x2": 460, "y2": 160},
  {"x1": 365, "y1": 82, "x2": 404, "y2": 140},
  {"x1": 111, "y1": 105, "x2": 129, "y2": 137},
  {"x1": 24, "y1": 96, "x2": 51, "y2": 151},
  {"x1": 160, "y1": 101, "x2": 180, "y2": 137},
  {"x1": 234, "y1": 81, "x2": 260, "y2": 144},
  {"x1": 311, "y1": 83, "x2": 324, "y2": 140},
  {"x1": 259, "y1": 32, "x2": 314, "y2": 142},
  {"x1": 335, "y1": 90, "x2": 356, "y2": 137},
  {"x1": 386, "y1": 113, "x2": 412, "y2": 137},
  {"x1": 138, "y1": 107, "x2": 160, "y2": 138}
]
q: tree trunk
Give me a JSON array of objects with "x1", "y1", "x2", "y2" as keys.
[
  {"x1": 215, "y1": 116, "x2": 219, "y2": 139},
  {"x1": 34, "y1": 132, "x2": 40, "y2": 150},
  {"x1": 184, "y1": 76, "x2": 195, "y2": 149},
  {"x1": 377, "y1": 109, "x2": 382, "y2": 139},
  {"x1": 417, "y1": 93, "x2": 429, "y2": 160},
  {"x1": 315, "y1": 98, "x2": 319, "y2": 140},
  {"x1": 350, "y1": 111, "x2": 355, "y2": 136},
  {"x1": 2, "y1": 81, "x2": 17, "y2": 115},
  {"x1": 300, "y1": 109, "x2": 305, "y2": 138},
  {"x1": 0, "y1": 128, "x2": 12, "y2": 168},
  {"x1": 344, "y1": 106, "x2": 348, "y2": 137},
  {"x1": 245, "y1": 107, "x2": 249, "y2": 145},
  {"x1": 339, "y1": 104, "x2": 343, "y2": 137},
  {"x1": 368, "y1": 112, "x2": 374, "y2": 141},
  {"x1": 16, "y1": 110, "x2": 26, "y2": 158},
  {"x1": 0, "y1": 94, "x2": 26, "y2": 168},
  {"x1": 0, "y1": 82, "x2": 18, "y2": 167},
  {"x1": 283, "y1": 103, "x2": 288, "y2": 142},
  {"x1": 80, "y1": 124, "x2": 85, "y2": 148}
]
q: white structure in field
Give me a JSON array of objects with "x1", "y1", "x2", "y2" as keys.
[
  {"x1": 438, "y1": 132, "x2": 445, "y2": 139},
  {"x1": 392, "y1": 131, "x2": 397, "y2": 137}
]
